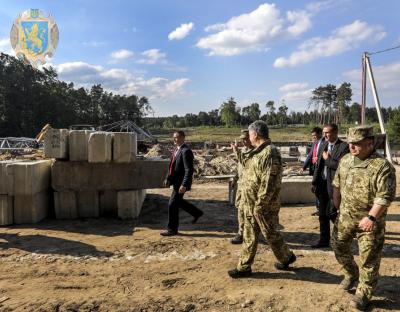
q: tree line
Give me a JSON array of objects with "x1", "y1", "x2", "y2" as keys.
[
  {"x1": 0, "y1": 53, "x2": 152, "y2": 137},
  {"x1": 0, "y1": 53, "x2": 399, "y2": 144}
]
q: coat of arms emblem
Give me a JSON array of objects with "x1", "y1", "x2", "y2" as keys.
[{"x1": 10, "y1": 9, "x2": 59, "y2": 67}]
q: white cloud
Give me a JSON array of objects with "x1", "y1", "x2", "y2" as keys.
[
  {"x1": 83, "y1": 41, "x2": 108, "y2": 48},
  {"x1": 274, "y1": 20, "x2": 386, "y2": 68},
  {"x1": 279, "y1": 82, "x2": 312, "y2": 104},
  {"x1": 279, "y1": 82, "x2": 309, "y2": 92},
  {"x1": 0, "y1": 38, "x2": 14, "y2": 55},
  {"x1": 196, "y1": 3, "x2": 312, "y2": 56},
  {"x1": 306, "y1": 0, "x2": 347, "y2": 13},
  {"x1": 110, "y1": 49, "x2": 134, "y2": 61},
  {"x1": 137, "y1": 49, "x2": 167, "y2": 65},
  {"x1": 343, "y1": 62, "x2": 400, "y2": 100},
  {"x1": 168, "y1": 22, "x2": 194, "y2": 41},
  {"x1": 52, "y1": 61, "x2": 190, "y2": 101}
]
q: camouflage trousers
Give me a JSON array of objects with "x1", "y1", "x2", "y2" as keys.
[
  {"x1": 237, "y1": 207, "x2": 293, "y2": 271},
  {"x1": 235, "y1": 187, "x2": 245, "y2": 236},
  {"x1": 331, "y1": 213, "x2": 385, "y2": 300}
]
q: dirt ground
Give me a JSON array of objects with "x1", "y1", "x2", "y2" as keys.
[{"x1": 0, "y1": 170, "x2": 399, "y2": 311}]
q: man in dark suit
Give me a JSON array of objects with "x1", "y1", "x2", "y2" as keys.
[
  {"x1": 161, "y1": 130, "x2": 203, "y2": 236},
  {"x1": 303, "y1": 127, "x2": 325, "y2": 216},
  {"x1": 312, "y1": 123, "x2": 349, "y2": 248}
]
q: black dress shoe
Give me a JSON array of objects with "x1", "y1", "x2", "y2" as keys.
[
  {"x1": 311, "y1": 242, "x2": 329, "y2": 248},
  {"x1": 160, "y1": 230, "x2": 178, "y2": 236},
  {"x1": 231, "y1": 234, "x2": 243, "y2": 244},
  {"x1": 274, "y1": 253, "x2": 297, "y2": 270},
  {"x1": 192, "y1": 211, "x2": 204, "y2": 224},
  {"x1": 228, "y1": 268, "x2": 252, "y2": 278}
]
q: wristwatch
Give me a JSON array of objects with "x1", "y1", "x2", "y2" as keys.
[{"x1": 368, "y1": 215, "x2": 376, "y2": 222}]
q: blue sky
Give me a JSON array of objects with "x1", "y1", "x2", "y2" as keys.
[{"x1": 0, "y1": 0, "x2": 399, "y2": 117}]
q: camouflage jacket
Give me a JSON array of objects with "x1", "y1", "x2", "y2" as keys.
[
  {"x1": 332, "y1": 152, "x2": 396, "y2": 219},
  {"x1": 241, "y1": 141, "x2": 282, "y2": 213},
  {"x1": 235, "y1": 146, "x2": 253, "y2": 185}
]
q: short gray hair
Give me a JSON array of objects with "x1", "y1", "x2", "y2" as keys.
[{"x1": 248, "y1": 120, "x2": 269, "y2": 139}]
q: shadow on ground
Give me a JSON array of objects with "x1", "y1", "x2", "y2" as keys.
[{"x1": 0, "y1": 233, "x2": 113, "y2": 257}]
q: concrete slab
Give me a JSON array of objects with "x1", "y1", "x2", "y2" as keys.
[
  {"x1": 99, "y1": 190, "x2": 117, "y2": 217},
  {"x1": 69, "y1": 130, "x2": 92, "y2": 161},
  {"x1": 0, "y1": 160, "x2": 23, "y2": 194},
  {"x1": 88, "y1": 132, "x2": 113, "y2": 163},
  {"x1": 54, "y1": 191, "x2": 78, "y2": 219},
  {"x1": 281, "y1": 176, "x2": 314, "y2": 204},
  {"x1": 117, "y1": 189, "x2": 146, "y2": 219},
  {"x1": 51, "y1": 159, "x2": 169, "y2": 191},
  {"x1": 113, "y1": 132, "x2": 137, "y2": 163},
  {"x1": 44, "y1": 128, "x2": 69, "y2": 159},
  {"x1": 0, "y1": 195, "x2": 13, "y2": 225},
  {"x1": 77, "y1": 191, "x2": 99, "y2": 218},
  {"x1": 6, "y1": 160, "x2": 52, "y2": 196},
  {"x1": 14, "y1": 191, "x2": 49, "y2": 224}
]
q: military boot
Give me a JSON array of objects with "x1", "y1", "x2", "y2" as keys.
[
  {"x1": 274, "y1": 253, "x2": 296, "y2": 270},
  {"x1": 350, "y1": 295, "x2": 369, "y2": 311},
  {"x1": 227, "y1": 268, "x2": 252, "y2": 278},
  {"x1": 339, "y1": 277, "x2": 358, "y2": 291},
  {"x1": 230, "y1": 234, "x2": 243, "y2": 244}
]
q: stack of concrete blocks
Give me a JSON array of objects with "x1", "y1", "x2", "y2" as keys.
[
  {"x1": 48, "y1": 129, "x2": 168, "y2": 220},
  {"x1": 0, "y1": 160, "x2": 52, "y2": 225},
  {"x1": 281, "y1": 176, "x2": 314, "y2": 204}
]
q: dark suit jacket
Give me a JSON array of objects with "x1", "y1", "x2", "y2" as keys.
[
  {"x1": 312, "y1": 138, "x2": 349, "y2": 197},
  {"x1": 167, "y1": 143, "x2": 194, "y2": 190},
  {"x1": 303, "y1": 138, "x2": 325, "y2": 175}
]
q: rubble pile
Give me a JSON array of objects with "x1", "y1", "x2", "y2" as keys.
[
  {"x1": 145, "y1": 144, "x2": 173, "y2": 158},
  {"x1": 194, "y1": 154, "x2": 237, "y2": 178}
]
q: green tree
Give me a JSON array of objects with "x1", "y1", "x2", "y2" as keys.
[
  {"x1": 336, "y1": 82, "x2": 352, "y2": 124},
  {"x1": 241, "y1": 102, "x2": 261, "y2": 124},
  {"x1": 220, "y1": 97, "x2": 239, "y2": 126}
]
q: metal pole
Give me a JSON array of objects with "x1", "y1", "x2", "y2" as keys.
[
  {"x1": 361, "y1": 52, "x2": 367, "y2": 125},
  {"x1": 365, "y1": 54, "x2": 393, "y2": 163}
]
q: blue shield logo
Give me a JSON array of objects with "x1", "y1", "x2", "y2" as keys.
[{"x1": 21, "y1": 21, "x2": 48, "y2": 54}]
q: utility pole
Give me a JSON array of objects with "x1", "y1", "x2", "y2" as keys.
[{"x1": 361, "y1": 52, "x2": 393, "y2": 163}]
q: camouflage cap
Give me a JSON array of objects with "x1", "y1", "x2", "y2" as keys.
[
  {"x1": 239, "y1": 129, "x2": 249, "y2": 139},
  {"x1": 347, "y1": 125, "x2": 374, "y2": 143}
]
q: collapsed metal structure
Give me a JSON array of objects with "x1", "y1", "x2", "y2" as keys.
[{"x1": 0, "y1": 137, "x2": 39, "y2": 151}]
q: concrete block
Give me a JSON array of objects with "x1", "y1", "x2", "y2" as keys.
[
  {"x1": 44, "y1": 128, "x2": 69, "y2": 159},
  {"x1": 99, "y1": 190, "x2": 117, "y2": 217},
  {"x1": 14, "y1": 191, "x2": 49, "y2": 224},
  {"x1": 54, "y1": 191, "x2": 78, "y2": 219},
  {"x1": 6, "y1": 160, "x2": 52, "y2": 196},
  {"x1": 77, "y1": 191, "x2": 99, "y2": 218},
  {"x1": 69, "y1": 130, "x2": 92, "y2": 161},
  {"x1": 118, "y1": 189, "x2": 146, "y2": 219},
  {"x1": 0, "y1": 195, "x2": 13, "y2": 225},
  {"x1": 113, "y1": 132, "x2": 137, "y2": 163},
  {"x1": 52, "y1": 159, "x2": 169, "y2": 191},
  {"x1": 88, "y1": 132, "x2": 113, "y2": 163},
  {"x1": 281, "y1": 176, "x2": 314, "y2": 204},
  {"x1": 0, "y1": 160, "x2": 23, "y2": 194}
]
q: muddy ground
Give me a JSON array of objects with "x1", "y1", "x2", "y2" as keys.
[{"x1": 0, "y1": 172, "x2": 399, "y2": 311}]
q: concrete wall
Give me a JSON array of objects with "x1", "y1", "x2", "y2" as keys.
[
  {"x1": 0, "y1": 195, "x2": 13, "y2": 225},
  {"x1": 113, "y1": 132, "x2": 137, "y2": 163},
  {"x1": 117, "y1": 189, "x2": 146, "y2": 219},
  {"x1": 281, "y1": 176, "x2": 314, "y2": 204},
  {"x1": 44, "y1": 128, "x2": 69, "y2": 159},
  {"x1": 52, "y1": 159, "x2": 169, "y2": 191},
  {"x1": 88, "y1": 132, "x2": 113, "y2": 163},
  {"x1": 54, "y1": 191, "x2": 78, "y2": 219},
  {"x1": 77, "y1": 191, "x2": 100, "y2": 218},
  {"x1": 69, "y1": 130, "x2": 92, "y2": 161},
  {"x1": 14, "y1": 191, "x2": 49, "y2": 224},
  {"x1": 6, "y1": 160, "x2": 52, "y2": 196}
]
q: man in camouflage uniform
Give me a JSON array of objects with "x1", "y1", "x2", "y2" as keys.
[
  {"x1": 331, "y1": 126, "x2": 396, "y2": 310},
  {"x1": 231, "y1": 130, "x2": 253, "y2": 244},
  {"x1": 228, "y1": 121, "x2": 296, "y2": 278}
]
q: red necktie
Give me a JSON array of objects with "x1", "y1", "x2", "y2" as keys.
[
  {"x1": 169, "y1": 148, "x2": 177, "y2": 175},
  {"x1": 312, "y1": 143, "x2": 318, "y2": 164}
]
